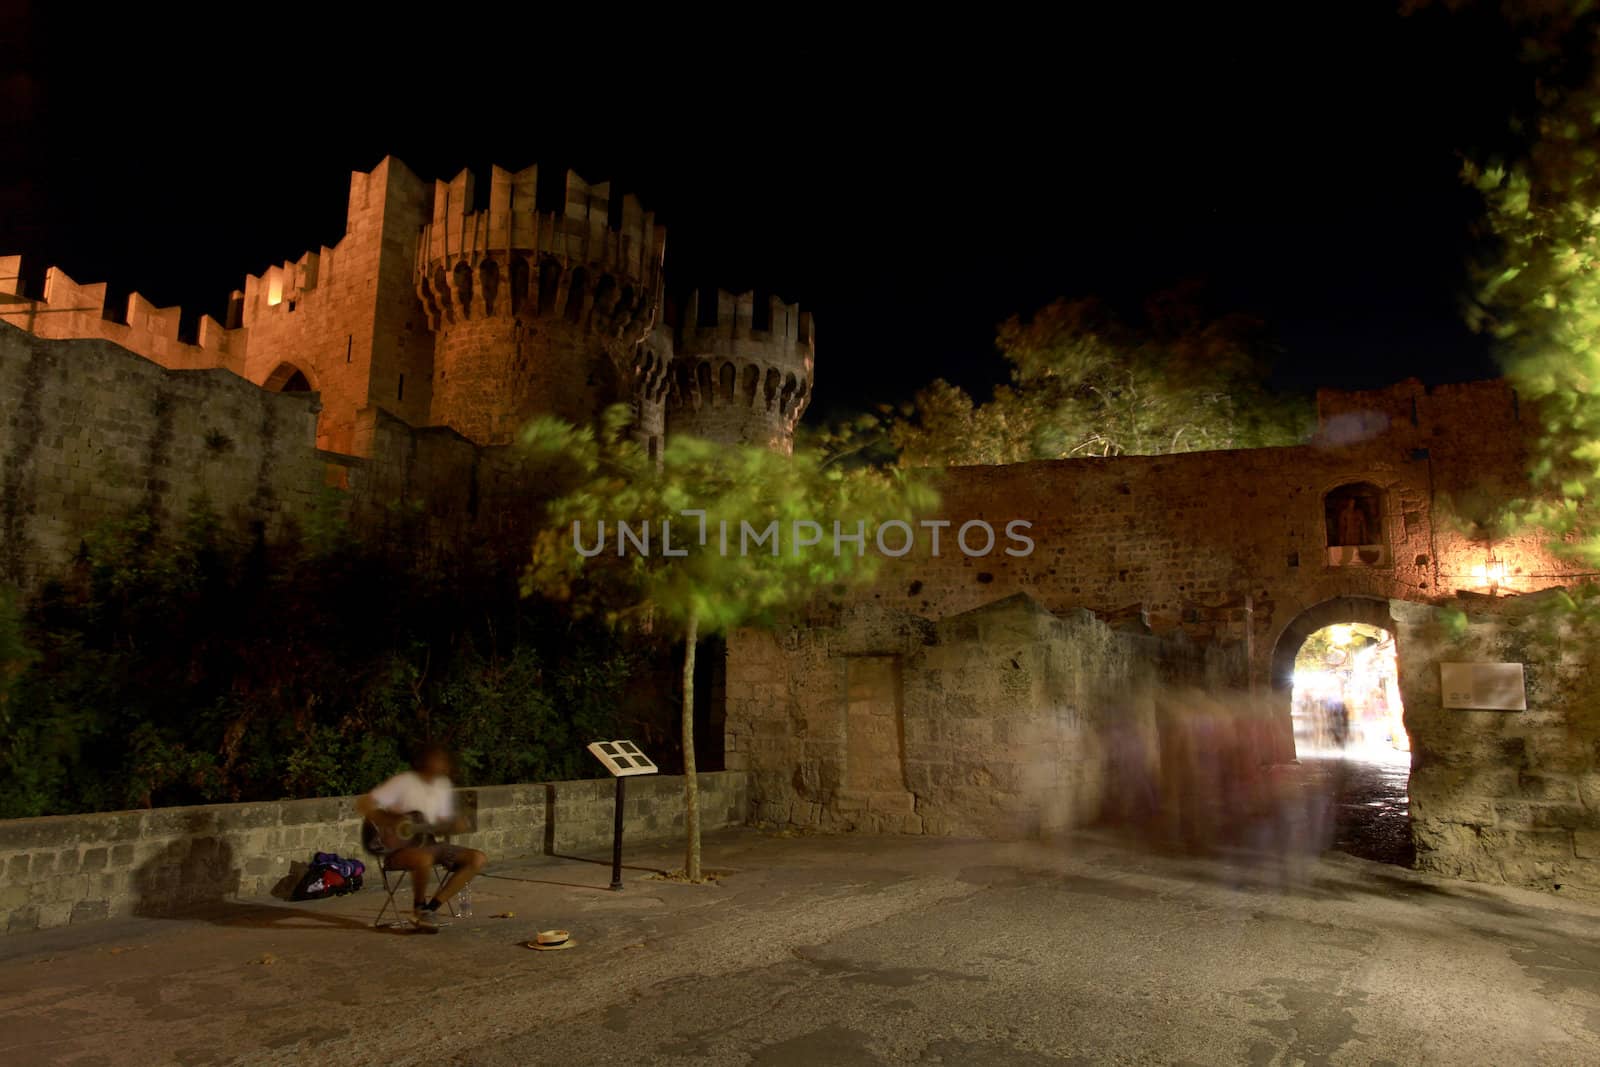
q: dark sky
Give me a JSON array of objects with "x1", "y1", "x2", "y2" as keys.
[{"x1": 1, "y1": 5, "x2": 1535, "y2": 423}]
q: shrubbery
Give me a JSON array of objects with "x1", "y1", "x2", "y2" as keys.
[{"x1": 0, "y1": 500, "x2": 654, "y2": 819}]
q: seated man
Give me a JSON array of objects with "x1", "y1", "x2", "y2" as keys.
[{"x1": 356, "y1": 743, "x2": 487, "y2": 931}]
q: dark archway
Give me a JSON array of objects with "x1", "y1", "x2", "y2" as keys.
[
  {"x1": 262, "y1": 362, "x2": 314, "y2": 394},
  {"x1": 1270, "y1": 595, "x2": 1414, "y2": 866}
]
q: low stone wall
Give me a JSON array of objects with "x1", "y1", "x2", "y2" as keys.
[
  {"x1": 1393, "y1": 594, "x2": 1600, "y2": 896},
  {"x1": 0, "y1": 771, "x2": 748, "y2": 935}
]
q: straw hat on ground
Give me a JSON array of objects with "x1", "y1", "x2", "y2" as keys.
[{"x1": 525, "y1": 929, "x2": 576, "y2": 951}]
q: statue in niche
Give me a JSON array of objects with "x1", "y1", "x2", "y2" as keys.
[
  {"x1": 1325, "y1": 484, "x2": 1381, "y2": 548},
  {"x1": 1337, "y1": 498, "x2": 1369, "y2": 546}
]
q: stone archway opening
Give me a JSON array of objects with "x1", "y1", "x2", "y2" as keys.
[
  {"x1": 1270, "y1": 596, "x2": 1414, "y2": 865},
  {"x1": 263, "y1": 362, "x2": 313, "y2": 393},
  {"x1": 1289, "y1": 623, "x2": 1408, "y2": 765}
]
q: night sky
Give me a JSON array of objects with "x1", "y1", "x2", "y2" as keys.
[{"x1": 1, "y1": 5, "x2": 1537, "y2": 423}]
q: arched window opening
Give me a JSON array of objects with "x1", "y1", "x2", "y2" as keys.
[
  {"x1": 479, "y1": 259, "x2": 501, "y2": 317},
  {"x1": 452, "y1": 262, "x2": 473, "y2": 318},
  {"x1": 263, "y1": 362, "x2": 314, "y2": 394}
]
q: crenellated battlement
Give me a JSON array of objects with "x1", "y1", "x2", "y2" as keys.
[
  {"x1": 413, "y1": 165, "x2": 665, "y2": 339},
  {"x1": 675, "y1": 288, "x2": 814, "y2": 369},
  {"x1": 238, "y1": 248, "x2": 328, "y2": 326},
  {"x1": 3, "y1": 153, "x2": 809, "y2": 458},
  {"x1": 664, "y1": 289, "x2": 815, "y2": 452},
  {"x1": 0, "y1": 255, "x2": 242, "y2": 373}
]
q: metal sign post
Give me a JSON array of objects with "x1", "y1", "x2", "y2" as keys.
[{"x1": 586, "y1": 740, "x2": 659, "y2": 891}]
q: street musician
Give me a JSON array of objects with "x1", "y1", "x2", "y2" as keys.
[{"x1": 356, "y1": 743, "x2": 487, "y2": 931}]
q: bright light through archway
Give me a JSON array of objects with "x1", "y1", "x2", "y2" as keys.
[{"x1": 1290, "y1": 623, "x2": 1408, "y2": 765}]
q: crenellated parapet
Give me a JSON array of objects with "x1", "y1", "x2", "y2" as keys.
[
  {"x1": 664, "y1": 289, "x2": 815, "y2": 452},
  {"x1": 2, "y1": 154, "x2": 816, "y2": 460},
  {"x1": 413, "y1": 165, "x2": 664, "y2": 341},
  {"x1": 0, "y1": 255, "x2": 242, "y2": 374},
  {"x1": 413, "y1": 165, "x2": 668, "y2": 443}
]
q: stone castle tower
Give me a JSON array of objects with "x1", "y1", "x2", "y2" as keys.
[{"x1": 0, "y1": 156, "x2": 814, "y2": 457}]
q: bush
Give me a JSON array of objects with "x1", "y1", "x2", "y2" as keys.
[{"x1": 0, "y1": 505, "x2": 655, "y2": 818}]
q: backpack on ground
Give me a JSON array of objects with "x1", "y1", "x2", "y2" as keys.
[{"x1": 291, "y1": 852, "x2": 366, "y2": 900}]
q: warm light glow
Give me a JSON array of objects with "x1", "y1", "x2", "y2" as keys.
[
  {"x1": 266, "y1": 275, "x2": 284, "y2": 307},
  {"x1": 1290, "y1": 623, "x2": 1408, "y2": 760},
  {"x1": 1461, "y1": 546, "x2": 1521, "y2": 595}
]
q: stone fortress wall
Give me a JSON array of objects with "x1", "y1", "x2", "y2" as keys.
[
  {"x1": 856, "y1": 378, "x2": 1568, "y2": 683},
  {"x1": 5, "y1": 154, "x2": 1599, "y2": 901},
  {"x1": 5, "y1": 303, "x2": 1597, "y2": 897},
  {"x1": 727, "y1": 378, "x2": 1600, "y2": 895},
  {"x1": 0, "y1": 155, "x2": 815, "y2": 460},
  {"x1": 0, "y1": 322, "x2": 544, "y2": 590}
]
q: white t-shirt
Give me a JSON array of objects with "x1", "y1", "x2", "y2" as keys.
[{"x1": 369, "y1": 771, "x2": 456, "y2": 825}]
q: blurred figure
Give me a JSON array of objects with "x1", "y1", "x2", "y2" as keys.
[
  {"x1": 1327, "y1": 698, "x2": 1350, "y2": 750},
  {"x1": 357, "y1": 743, "x2": 487, "y2": 932}
]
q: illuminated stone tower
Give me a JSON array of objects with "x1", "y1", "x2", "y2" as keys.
[
  {"x1": 657, "y1": 289, "x2": 814, "y2": 454},
  {"x1": 0, "y1": 157, "x2": 812, "y2": 458},
  {"x1": 415, "y1": 166, "x2": 666, "y2": 445}
]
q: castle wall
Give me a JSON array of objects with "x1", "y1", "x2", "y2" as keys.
[
  {"x1": 238, "y1": 158, "x2": 433, "y2": 455},
  {"x1": 1392, "y1": 594, "x2": 1600, "y2": 898},
  {"x1": 0, "y1": 323, "x2": 329, "y2": 589},
  {"x1": 0, "y1": 255, "x2": 241, "y2": 376},
  {"x1": 725, "y1": 596, "x2": 1258, "y2": 837},
  {"x1": 723, "y1": 379, "x2": 1594, "y2": 879},
  {"x1": 851, "y1": 379, "x2": 1572, "y2": 685},
  {"x1": 726, "y1": 600, "x2": 1142, "y2": 836},
  {"x1": 0, "y1": 324, "x2": 530, "y2": 592}
]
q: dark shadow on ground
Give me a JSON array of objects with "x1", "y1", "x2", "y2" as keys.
[
  {"x1": 550, "y1": 853, "x2": 670, "y2": 876},
  {"x1": 129, "y1": 812, "x2": 411, "y2": 934}
]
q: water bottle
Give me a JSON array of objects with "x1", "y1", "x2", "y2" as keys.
[{"x1": 457, "y1": 885, "x2": 472, "y2": 918}]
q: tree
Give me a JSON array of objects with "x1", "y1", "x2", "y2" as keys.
[
  {"x1": 1459, "y1": 1, "x2": 1600, "y2": 569},
  {"x1": 881, "y1": 285, "x2": 1307, "y2": 468},
  {"x1": 522, "y1": 407, "x2": 937, "y2": 880}
]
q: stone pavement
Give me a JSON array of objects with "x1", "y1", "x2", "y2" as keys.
[{"x1": 2, "y1": 828, "x2": 1599, "y2": 1066}]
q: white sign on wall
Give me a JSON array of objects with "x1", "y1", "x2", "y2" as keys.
[{"x1": 1440, "y1": 662, "x2": 1526, "y2": 711}]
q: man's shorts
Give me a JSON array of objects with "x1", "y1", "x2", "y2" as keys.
[{"x1": 388, "y1": 842, "x2": 475, "y2": 870}]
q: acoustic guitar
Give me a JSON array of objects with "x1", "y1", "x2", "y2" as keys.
[{"x1": 361, "y1": 809, "x2": 453, "y2": 854}]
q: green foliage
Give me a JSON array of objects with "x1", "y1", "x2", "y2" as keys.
[
  {"x1": 522, "y1": 406, "x2": 941, "y2": 638},
  {"x1": 1459, "y1": 2, "x2": 1600, "y2": 565},
  {"x1": 1439, "y1": 606, "x2": 1470, "y2": 642},
  {"x1": 521, "y1": 408, "x2": 938, "y2": 882},
  {"x1": 1293, "y1": 623, "x2": 1389, "y2": 672},
  {"x1": 826, "y1": 285, "x2": 1308, "y2": 468},
  {"x1": 0, "y1": 503, "x2": 644, "y2": 819}
]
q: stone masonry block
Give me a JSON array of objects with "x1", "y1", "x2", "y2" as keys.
[
  {"x1": 5, "y1": 906, "x2": 39, "y2": 933},
  {"x1": 69, "y1": 899, "x2": 109, "y2": 924}
]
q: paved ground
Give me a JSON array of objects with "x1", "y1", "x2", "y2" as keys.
[
  {"x1": 3, "y1": 819, "x2": 1600, "y2": 1066},
  {"x1": 1310, "y1": 753, "x2": 1416, "y2": 869}
]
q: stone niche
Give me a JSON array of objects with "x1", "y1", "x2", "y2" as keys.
[
  {"x1": 1392, "y1": 592, "x2": 1600, "y2": 896},
  {"x1": 727, "y1": 594, "x2": 1219, "y2": 838}
]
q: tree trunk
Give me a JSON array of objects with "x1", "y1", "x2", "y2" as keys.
[{"x1": 682, "y1": 609, "x2": 701, "y2": 882}]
